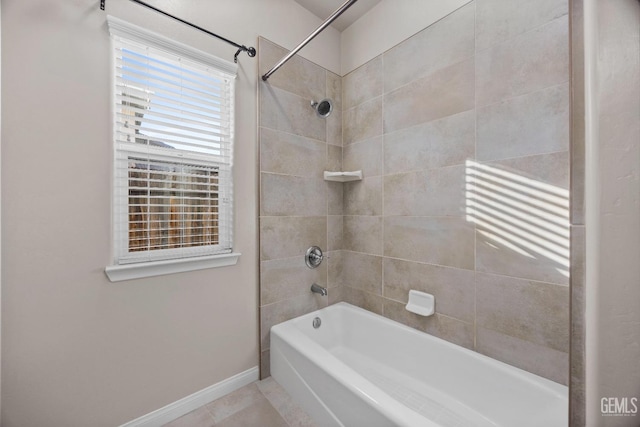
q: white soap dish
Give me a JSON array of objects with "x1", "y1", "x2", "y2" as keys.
[{"x1": 405, "y1": 290, "x2": 435, "y2": 317}]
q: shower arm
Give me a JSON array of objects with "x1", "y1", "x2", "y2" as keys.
[{"x1": 261, "y1": 0, "x2": 359, "y2": 81}]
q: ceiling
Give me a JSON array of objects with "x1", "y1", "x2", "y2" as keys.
[{"x1": 293, "y1": 0, "x2": 383, "y2": 31}]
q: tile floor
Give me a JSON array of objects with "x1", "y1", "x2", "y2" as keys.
[{"x1": 162, "y1": 377, "x2": 317, "y2": 427}]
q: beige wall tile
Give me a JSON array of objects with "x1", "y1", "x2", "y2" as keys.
[
  {"x1": 476, "y1": 0, "x2": 568, "y2": 51},
  {"x1": 328, "y1": 285, "x2": 344, "y2": 306},
  {"x1": 484, "y1": 150, "x2": 570, "y2": 190},
  {"x1": 327, "y1": 250, "x2": 344, "y2": 289},
  {"x1": 382, "y1": 299, "x2": 474, "y2": 350},
  {"x1": 326, "y1": 110, "x2": 343, "y2": 147},
  {"x1": 475, "y1": 227, "x2": 570, "y2": 285},
  {"x1": 258, "y1": 38, "x2": 326, "y2": 101},
  {"x1": 383, "y1": 258, "x2": 475, "y2": 323},
  {"x1": 261, "y1": 257, "x2": 328, "y2": 306},
  {"x1": 260, "y1": 292, "x2": 327, "y2": 350},
  {"x1": 476, "y1": 327, "x2": 569, "y2": 385},
  {"x1": 570, "y1": 225, "x2": 586, "y2": 424},
  {"x1": 343, "y1": 136, "x2": 383, "y2": 178},
  {"x1": 327, "y1": 182, "x2": 344, "y2": 216},
  {"x1": 383, "y1": 2, "x2": 475, "y2": 93},
  {"x1": 384, "y1": 58, "x2": 475, "y2": 134},
  {"x1": 338, "y1": 251, "x2": 383, "y2": 295},
  {"x1": 327, "y1": 215, "x2": 344, "y2": 251},
  {"x1": 343, "y1": 215, "x2": 383, "y2": 255},
  {"x1": 343, "y1": 287, "x2": 384, "y2": 315},
  {"x1": 260, "y1": 84, "x2": 326, "y2": 141},
  {"x1": 384, "y1": 110, "x2": 475, "y2": 175},
  {"x1": 384, "y1": 165, "x2": 466, "y2": 217},
  {"x1": 384, "y1": 216, "x2": 475, "y2": 270},
  {"x1": 476, "y1": 272, "x2": 569, "y2": 352},
  {"x1": 343, "y1": 56, "x2": 383, "y2": 109},
  {"x1": 470, "y1": 153, "x2": 570, "y2": 285},
  {"x1": 327, "y1": 71, "x2": 342, "y2": 112},
  {"x1": 260, "y1": 350, "x2": 270, "y2": 380},
  {"x1": 343, "y1": 96, "x2": 383, "y2": 145},
  {"x1": 260, "y1": 216, "x2": 327, "y2": 261},
  {"x1": 326, "y1": 144, "x2": 343, "y2": 172},
  {"x1": 260, "y1": 128, "x2": 326, "y2": 177},
  {"x1": 570, "y1": 0, "x2": 586, "y2": 227},
  {"x1": 476, "y1": 16, "x2": 569, "y2": 107},
  {"x1": 260, "y1": 173, "x2": 326, "y2": 217},
  {"x1": 344, "y1": 177, "x2": 383, "y2": 216},
  {"x1": 476, "y1": 83, "x2": 569, "y2": 161}
]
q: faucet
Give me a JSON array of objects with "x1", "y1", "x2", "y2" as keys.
[{"x1": 311, "y1": 283, "x2": 327, "y2": 296}]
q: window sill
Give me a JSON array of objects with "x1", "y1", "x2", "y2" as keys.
[{"x1": 105, "y1": 252, "x2": 241, "y2": 282}]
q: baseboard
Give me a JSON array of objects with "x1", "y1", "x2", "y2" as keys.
[{"x1": 119, "y1": 366, "x2": 259, "y2": 427}]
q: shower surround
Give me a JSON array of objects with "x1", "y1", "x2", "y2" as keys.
[
  {"x1": 258, "y1": 37, "x2": 344, "y2": 377},
  {"x1": 259, "y1": 0, "x2": 570, "y2": 386}
]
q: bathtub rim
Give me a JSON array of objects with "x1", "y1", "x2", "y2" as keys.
[
  {"x1": 271, "y1": 302, "x2": 568, "y2": 426},
  {"x1": 271, "y1": 310, "x2": 437, "y2": 426}
]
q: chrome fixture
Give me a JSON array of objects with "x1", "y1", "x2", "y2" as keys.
[
  {"x1": 261, "y1": 0, "x2": 359, "y2": 81},
  {"x1": 312, "y1": 317, "x2": 322, "y2": 329},
  {"x1": 311, "y1": 99, "x2": 333, "y2": 118},
  {"x1": 311, "y1": 283, "x2": 328, "y2": 297},
  {"x1": 305, "y1": 246, "x2": 324, "y2": 269}
]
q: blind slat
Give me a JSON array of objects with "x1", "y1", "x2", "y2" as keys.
[
  {"x1": 115, "y1": 80, "x2": 231, "y2": 110},
  {"x1": 115, "y1": 86, "x2": 230, "y2": 118},
  {"x1": 116, "y1": 111, "x2": 229, "y2": 137},
  {"x1": 116, "y1": 54, "x2": 227, "y2": 90},
  {"x1": 116, "y1": 93, "x2": 231, "y2": 123}
]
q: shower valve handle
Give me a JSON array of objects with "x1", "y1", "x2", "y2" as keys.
[{"x1": 305, "y1": 246, "x2": 324, "y2": 269}]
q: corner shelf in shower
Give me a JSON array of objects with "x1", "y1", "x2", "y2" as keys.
[{"x1": 323, "y1": 170, "x2": 363, "y2": 182}]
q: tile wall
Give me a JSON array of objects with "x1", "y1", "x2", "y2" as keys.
[
  {"x1": 259, "y1": 0, "x2": 571, "y2": 386},
  {"x1": 258, "y1": 38, "x2": 344, "y2": 378},
  {"x1": 339, "y1": 0, "x2": 571, "y2": 385},
  {"x1": 569, "y1": 0, "x2": 586, "y2": 423}
]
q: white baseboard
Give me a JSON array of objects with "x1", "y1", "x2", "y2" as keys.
[{"x1": 120, "y1": 366, "x2": 259, "y2": 427}]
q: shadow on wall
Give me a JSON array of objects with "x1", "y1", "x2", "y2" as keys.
[{"x1": 465, "y1": 160, "x2": 570, "y2": 279}]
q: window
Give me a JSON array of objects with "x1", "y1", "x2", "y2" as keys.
[{"x1": 105, "y1": 17, "x2": 239, "y2": 281}]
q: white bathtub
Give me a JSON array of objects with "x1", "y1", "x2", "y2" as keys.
[{"x1": 271, "y1": 302, "x2": 567, "y2": 427}]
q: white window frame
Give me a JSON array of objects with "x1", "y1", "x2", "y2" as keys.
[{"x1": 105, "y1": 16, "x2": 240, "y2": 282}]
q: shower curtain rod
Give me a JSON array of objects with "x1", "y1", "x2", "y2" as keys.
[
  {"x1": 100, "y1": 0, "x2": 256, "y2": 63},
  {"x1": 262, "y1": 0, "x2": 359, "y2": 81}
]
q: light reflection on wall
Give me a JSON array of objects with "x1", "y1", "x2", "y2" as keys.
[{"x1": 465, "y1": 160, "x2": 570, "y2": 278}]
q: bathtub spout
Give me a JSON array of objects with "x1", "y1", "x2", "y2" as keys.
[{"x1": 311, "y1": 283, "x2": 327, "y2": 296}]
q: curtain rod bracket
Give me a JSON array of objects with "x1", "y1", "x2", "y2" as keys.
[{"x1": 234, "y1": 46, "x2": 256, "y2": 63}]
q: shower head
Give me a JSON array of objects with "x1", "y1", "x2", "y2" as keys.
[{"x1": 311, "y1": 98, "x2": 333, "y2": 118}]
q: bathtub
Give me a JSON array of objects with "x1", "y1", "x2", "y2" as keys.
[{"x1": 270, "y1": 302, "x2": 567, "y2": 427}]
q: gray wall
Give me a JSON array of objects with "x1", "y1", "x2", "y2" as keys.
[
  {"x1": 0, "y1": 1, "x2": 340, "y2": 426},
  {"x1": 584, "y1": 0, "x2": 640, "y2": 425}
]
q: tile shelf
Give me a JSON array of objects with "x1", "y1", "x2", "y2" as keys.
[{"x1": 323, "y1": 170, "x2": 363, "y2": 182}]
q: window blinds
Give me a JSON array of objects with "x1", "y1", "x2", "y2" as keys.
[{"x1": 108, "y1": 17, "x2": 236, "y2": 265}]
